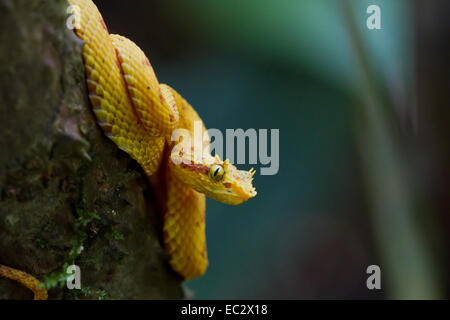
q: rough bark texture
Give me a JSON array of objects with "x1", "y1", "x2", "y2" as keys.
[{"x1": 0, "y1": 0, "x2": 184, "y2": 299}]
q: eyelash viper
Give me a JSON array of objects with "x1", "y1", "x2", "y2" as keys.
[{"x1": 0, "y1": 0, "x2": 256, "y2": 300}]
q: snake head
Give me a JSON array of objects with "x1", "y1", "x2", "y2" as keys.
[
  {"x1": 208, "y1": 158, "x2": 257, "y2": 205},
  {"x1": 170, "y1": 152, "x2": 257, "y2": 205}
]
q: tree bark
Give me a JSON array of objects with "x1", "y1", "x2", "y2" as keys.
[{"x1": 0, "y1": 0, "x2": 183, "y2": 299}]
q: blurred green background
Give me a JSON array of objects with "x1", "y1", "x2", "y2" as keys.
[{"x1": 96, "y1": 0, "x2": 449, "y2": 299}]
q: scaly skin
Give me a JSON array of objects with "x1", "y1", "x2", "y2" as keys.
[
  {"x1": 0, "y1": 0, "x2": 256, "y2": 298},
  {"x1": 0, "y1": 265, "x2": 47, "y2": 300}
]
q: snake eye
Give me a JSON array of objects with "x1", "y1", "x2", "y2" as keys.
[{"x1": 209, "y1": 165, "x2": 224, "y2": 181}]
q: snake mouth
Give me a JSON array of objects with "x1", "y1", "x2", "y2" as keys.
[
  {"x1": 209, "y1": 186, "x2": 256, "y2": 205},
  {"x1": 230, "y1": 186, "x2": 257, "y2": 205},
  {"x1": 230, "y1": 177, "x2": 257, "y2": 203},
  {"x1": 233, "y1": 181, "x2": 257, "y2": 202},
  {"x1": 219, "y1": 165, "x2": 257, "y2": 205}
]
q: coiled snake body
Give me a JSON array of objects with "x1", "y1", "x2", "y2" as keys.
[{"x1": 0, "y1": 0, "x2": 256, "y2": 299}]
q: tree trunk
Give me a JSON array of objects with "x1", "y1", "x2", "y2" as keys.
[{"x1": 0, "y1": 0, "x2": 183, "y2": 299}]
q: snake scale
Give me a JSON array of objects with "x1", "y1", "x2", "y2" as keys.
[{"x1": 0, "y1": 0, "x2": 256, "y2": 299}]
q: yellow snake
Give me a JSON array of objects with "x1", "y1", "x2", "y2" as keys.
[{"x1": 0, "y1": 0, "x2": 256, "y2": 299}]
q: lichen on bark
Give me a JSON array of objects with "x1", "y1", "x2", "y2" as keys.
[{"x1": 0, "y1": 0, "x2": 183, "y2": 299}]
